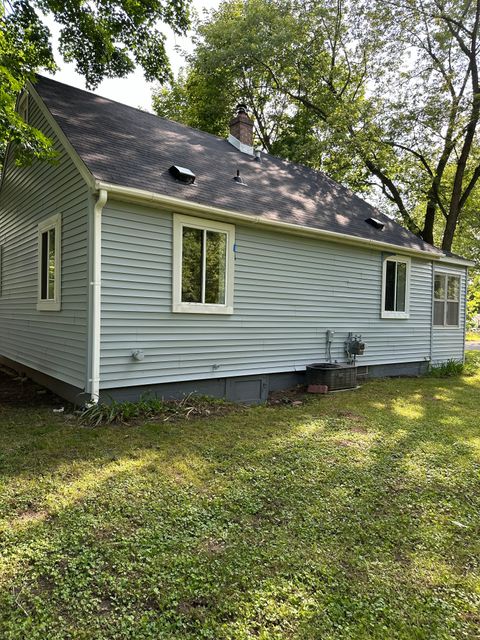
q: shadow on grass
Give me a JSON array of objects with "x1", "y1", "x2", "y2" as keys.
[{"x1": 1, "y1": 373, "x2": 480, "y2": 639}]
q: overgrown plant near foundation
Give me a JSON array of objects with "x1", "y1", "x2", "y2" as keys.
[
  {"x1": 79, "y1": 392, "x2": 238, "y2": 427},
  {"x1": 427, "y1": 355, "x2": 480, "y2": 378},
  {"x1": 428, "y1": 359, "x2": 465, "y2": 378}
]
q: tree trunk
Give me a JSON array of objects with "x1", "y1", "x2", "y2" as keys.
[
  {"x1": 442, "y1": 0, "x2": 480, "y2": 251},
  {"x1": 421, "y1": 201, "x2": 436, "y2": 246}
]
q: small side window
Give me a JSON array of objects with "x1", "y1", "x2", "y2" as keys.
[
  {"x1": 381, "y1": 255, "x2": 410, "y2": 319},
  {"x1": 37, "y1": 214, "x2": 61, "y2": 311},
  {"x1": 433, "y1": 272, "x2": 460, "y2": 327},
  {"x1": 173, "y1": 214, "x2": 234, "y2": 314}
]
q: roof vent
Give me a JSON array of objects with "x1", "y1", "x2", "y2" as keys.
[
  {"x1": 365, "y1": 217, "x2": 384, "y2": 230},
  {"x1": 169, "y1": 165, "x2": 196, "y2": 184},
  {"x1": 233, "y1": 169, "x2": 247, "y2": 186}
]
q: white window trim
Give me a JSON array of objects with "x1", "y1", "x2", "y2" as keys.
[
  {"x1": 433, "y1": 270, "x2": 461, "y2": 328},
  {"x1": 381, "y1": 255, "x2": 411, "y2": 319},
  {"x1": 18, "y1": 92, "x2": 29, "y2": 123},
  {"x1": 173, "y1": 214, "x2": 235, "y2": 314},
  {"x1": 37, "y1": 214, "x2": 61, "y2": 311}
]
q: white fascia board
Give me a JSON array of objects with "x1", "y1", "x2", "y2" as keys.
[
  {"x1": 95, "y1": 180, "x2": 445, "y2": 261},
  {"x1": 437, "y1": 255, "x2": 475, "y2": 267},
  {"x1": 27, "y1": 81, "x2": 96, "y2": 190}
]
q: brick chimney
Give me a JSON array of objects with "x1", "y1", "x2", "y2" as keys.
[{"x1": 228, "y1": 104, "x2": 254, "y2": 155}]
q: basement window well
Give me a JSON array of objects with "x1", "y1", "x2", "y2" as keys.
[
  {"x1": 381, "y1": 255, "x2": 410, "y2": 319},
  {"x1": 172, "y1": 214, "x2": 235, "y2": 314},
  {"x1": 37, "y1": 214, "x2": 61, "y2": 311}
]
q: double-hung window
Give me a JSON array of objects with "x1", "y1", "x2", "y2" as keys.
[
  {"x1": 433, "y1": 272, "x2": 460, "y2": 327},
  {"x1": 37, "y1": 214, "x2": 61, "y2": 311},
  {"x1": 173, "y1": 214, "x2": 234, "y2": 314},
  {"x1": 381, "y1": 255, "x2": 410, "y2": 319}
]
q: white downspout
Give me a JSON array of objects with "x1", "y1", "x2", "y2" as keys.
[{"x1": 89, "y1": 189, "x2": 108, "y2": 403}]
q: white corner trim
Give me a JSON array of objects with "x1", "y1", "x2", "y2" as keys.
[
  {"x1": 89, "y1": 189, "x2": 108, "y2": 403},
  {"x1": 227, "y1": 133, "x2": 254, "y2": 156},
  {"x1": 172, "y1": 213, "x2": 235, "y2": 314},
  {"x1": 381, "y1": 255, "x2": 411, "y2": 319},
  {"x1": 36, "y1": 213, "x2": 62, "y2": 311}
]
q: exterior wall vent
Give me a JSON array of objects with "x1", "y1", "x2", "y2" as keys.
[
  {"x1": 169, "y1": 165, "x2": 196, "y2": 184},
  {"x1": 365, "y1": 217, "x2": 384, "y2": 230}
]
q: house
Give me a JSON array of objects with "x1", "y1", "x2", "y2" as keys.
[{"x1": 0, "y1": 76, "x2": 473, "y2": 404}]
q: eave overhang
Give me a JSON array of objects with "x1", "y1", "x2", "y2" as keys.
[{"x1": 95, "y1": 180, "x2": 445, "y2": 261}]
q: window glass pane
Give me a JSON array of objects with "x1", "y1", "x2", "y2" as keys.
[
  {"x1": 433, "y1": 301, "x2": 445, "y2": 325},
  {"x1": 48, "y1": 228, "x2": 55, "y2": 300},
  {"x1": 384, "y1": 260, "x2": 396, "y2": 311},
  {"x1": 434, "y1": 274, "x2": 445, "y2": 300},
  {"x1": 396, "y1": 262, "x2": 406, "y2": 312},
  {"x1": 446, "y1": 301, "x2": 459, "y2": 326},
  {"x1": 205, "y1": 231, "x2": 226, "y2": 304},
  {"x1": 447, "y1": 276, "x2": 460, "y2": 301},
  {"x1": 41, "y1": 231, "x2": 48, "y2": 300},
  {"x1": 181, "y1": 227, "x2": 203, "y2": 303}
]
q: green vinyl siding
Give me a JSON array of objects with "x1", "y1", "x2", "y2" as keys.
[{"x1": 0, "y1": 96, "x2": 90, "y2": 388}]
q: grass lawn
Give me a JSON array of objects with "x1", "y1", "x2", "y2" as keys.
[
  {"x1": 466, "y1": 330, "x2": 480, "y2": 341},
  {"x1": 1, "y1": 358, "x2": 480, "y2": 639}
]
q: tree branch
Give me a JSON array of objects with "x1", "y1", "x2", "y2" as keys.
[
  {"x1": 385, "y1": 140, "x2": 434, "y2": 176},
  {"x1": 459, "y1": 161, "x2": 480, "y2": 207},
  {"x1": 364, "y1": 158, "x2": 422, "y2": 234},
  {"x1": 443, "y1": 0, "x2": 480, "y2": 249}
]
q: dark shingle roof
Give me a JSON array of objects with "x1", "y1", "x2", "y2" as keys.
[{"x1": 34, "y1": 75, "x2": 441, "y2": 255}]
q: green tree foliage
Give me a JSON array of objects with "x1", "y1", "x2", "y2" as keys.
[
  {"x1": 153, "y1": 0, "x2": 480, "y2": 253},
  {"x1": 411, "y1": 162, "x2": 480, "y2": 265},
  {"x1": 1, "y1": 1, "x2": 57, "y2": 164},
  {"x1": 467, "y1": 273, "x2": 480, "y2": 326},
  {"x1": 1, "y1": 0, "x2": 190, "y2": 165}
]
